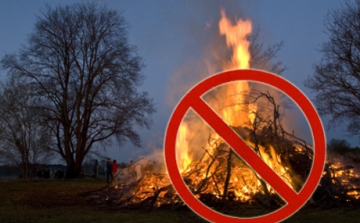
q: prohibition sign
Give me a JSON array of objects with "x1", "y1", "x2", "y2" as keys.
[{"x1": 164, "y1": 69, "x2": 326, "y2": 223}]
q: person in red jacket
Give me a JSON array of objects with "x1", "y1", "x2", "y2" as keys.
[{"x1": 111, "y1": 160, "x2": 118, "y2": 178}]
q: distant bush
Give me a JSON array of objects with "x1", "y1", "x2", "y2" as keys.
[{"x1": 327, "y1": 138, "x2": 352, "y2": 154}]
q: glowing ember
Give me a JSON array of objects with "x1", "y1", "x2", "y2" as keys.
[{"x1": 326, "y1": 161, "x2": 360, "y2": 200}]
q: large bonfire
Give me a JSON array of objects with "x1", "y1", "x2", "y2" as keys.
[{"x1": 83, "y1": 10, "x2": 360, "y2": 214}]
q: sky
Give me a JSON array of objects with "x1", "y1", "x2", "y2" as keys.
[{"x1": 0, "y1": 0, "x2": 353, "y2": 164}]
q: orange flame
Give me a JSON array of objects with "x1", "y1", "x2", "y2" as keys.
[
  {"x1": 218, "y1": 9, "x2": 256, "y2": 127},
  {"x1": 177, "y1": 10, "x2": 257, "y2": 173},
  {"x1": 174, "y1": 10, "x2": 296, "y2": 201},
  {"x1": 219, "y1": 9, "x2": 252, "y2": 70},
  {"x1": 176, "y1": 122, "x2": 192, "y2": 173}
]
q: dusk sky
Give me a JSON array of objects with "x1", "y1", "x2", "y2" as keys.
[{"x1": 0, "y1": 0, "x2": 351, "y2": 163}]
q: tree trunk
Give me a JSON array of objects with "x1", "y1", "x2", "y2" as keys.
[
  {"x1": 65, "y1": 163, "x2": 83, "y2": 178},
  {"x1": 21, "y1": 149, "x2": 29, "y2": 179},
  {"x1": 65, "y1": 145, "x2": 86, "y2": 178},
  {"x1": 21, "y1": 161, "x2": 29, "y2": 179}
]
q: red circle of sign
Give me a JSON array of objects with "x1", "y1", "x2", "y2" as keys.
[{"x1": 164, "y1": 69, "x2": 326, "y2": 223}]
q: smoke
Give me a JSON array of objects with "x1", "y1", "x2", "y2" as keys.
[
  {"x1": 142, "y1": 1, "x2": 313, "y2": 176},
  {"x1": 164, "y1": 2, "x2": 315, "y2": 171},
  {"x1": 143, "y1": 149, "x2": 167, "y2": 174},
  {"x1": 166, "y1": 0, "x2": 249, "y2": 108}
]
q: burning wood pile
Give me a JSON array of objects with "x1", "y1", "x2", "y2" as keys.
[
  {"x1": 83, "y1": 9, "x2": 360, "y2": 213},
  {"x1": 314, "y1": 155, "x2": 360, "y2": 206},
  {"x1": 82, "y1": 122, "x2": 360, "y2": 211},
  {"x1": 83, "y1": 85, "x2": 360, "y2": 211}
]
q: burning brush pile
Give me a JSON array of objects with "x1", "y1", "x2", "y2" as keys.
[
  {"x1": 315, "y1": 153, "x2": 360, "y2": 206},
  {"x1": 82, "y1": 103, "x2": 360, "y2": 211},
  {"x1": 83, "y1": 9, "x2": 360, "y2": 213},
  {"x1": 83, "y1": 91, "x2": 360, "y2": 213}
]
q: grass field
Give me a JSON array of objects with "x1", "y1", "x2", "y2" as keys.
[{"x1": 0, "y1": 179, "x2": 359, "y2": 223}]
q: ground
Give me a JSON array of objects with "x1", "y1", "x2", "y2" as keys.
[{"x1": 0, "y1": 179, "x2": 359, "y2": 223}]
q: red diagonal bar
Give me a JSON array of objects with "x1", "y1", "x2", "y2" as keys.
[{"x1": 191, "y1": 97, "x2": 298, "y2": 203}]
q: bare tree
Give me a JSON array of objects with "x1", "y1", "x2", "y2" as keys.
[
  {"x1": 249, "y1": 27, "x2": 285, "y2": 75},
  {"x1": 0, "y1": 77, "x2": 53, "y2": 179},
  {"x1": 304, "y1": 0, "x2": 360, "y2": 137},
  {"x1": 1, "y1": 2, "x2": 155, "y2": 178}
]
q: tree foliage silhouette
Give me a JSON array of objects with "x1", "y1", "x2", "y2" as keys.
[{"x1": 1, "y1": 2, "x2": 155, "y2": 178}]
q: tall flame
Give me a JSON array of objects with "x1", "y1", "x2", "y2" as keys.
[
  {"x1": 218, "y1": 9, "x2": 256, "y2": 127},
  {"x1": 176, "y1": 122, "x2": 191, "y2": 173},
  {"x1": 175, "y1": 10, "x2": 287, "y2": 199},
  {"x1": 219, "y1": 9, "x2": 252, "y2": 70},
  {"x1": 177, "y1": 10, "x2": 256, "y2": 171}
]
